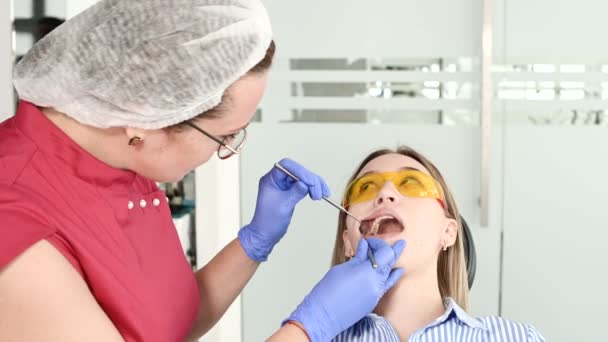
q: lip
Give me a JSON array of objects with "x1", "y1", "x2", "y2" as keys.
[{"x1": 359, "y1": 207, "x2": 405, "y2": 237}]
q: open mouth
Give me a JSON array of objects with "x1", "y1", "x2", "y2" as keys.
[{"x1": 359, "y1": 214, "x2": 405, "y2": 237}]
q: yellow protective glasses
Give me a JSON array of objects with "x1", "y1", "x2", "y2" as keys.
[{"x1": 343, "y1": 170, "x2": 446, "y2": 208}]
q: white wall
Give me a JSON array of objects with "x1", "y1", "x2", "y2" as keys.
[
  {"x1": 46, "y1": 0, "x2": 67, "y2": 18},
  {"x1": 0, "y1": 0, "x2": 14, "y2": 121},
  {"x1": 195, "y1": 156, "x2": 243, "y2": 342},
  {"x1": 501, "y1": 128, "x2": 607, "y2": 341},
  {"x1": 497, "y1": 2, "x2": 608, "y2": 337},
  {"x1": 505, "y1": 0, "x2": 608, "y2": 63},
  {"x1": 65, "y1": 0, "x2": 98, "y2": 18},
  {"x1": 264, "y1": 0, "x2": 481, "y2": 58}
]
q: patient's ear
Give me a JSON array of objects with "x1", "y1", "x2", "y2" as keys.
[
  {"x1": 342, "y1": 230, "x2": 354, "y2": 258},
  {"x1": 443, "y1": 217, "x2": 458, "y2": 248}
]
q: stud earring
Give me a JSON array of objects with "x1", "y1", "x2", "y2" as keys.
[{"x1": 128, "y1": 137, "x2": 142, "y2": 146}]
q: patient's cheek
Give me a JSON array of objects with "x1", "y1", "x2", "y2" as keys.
[{"x1": 395, "y1": 252, "x2": 408, "y2": 268}]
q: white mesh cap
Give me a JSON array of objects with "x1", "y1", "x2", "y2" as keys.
[{"x1": 13, "y1": 0, "x2": 273, "y2": 129}]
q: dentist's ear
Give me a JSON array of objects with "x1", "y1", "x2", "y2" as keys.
[{"x1": 125, "y1": 127, "x2": 147, "y2": 146}]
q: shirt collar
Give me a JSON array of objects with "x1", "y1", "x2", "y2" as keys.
[
  {"x1": 432, "y1": 297, "x2": 488, "y2": 331},
  {"x1": 13, "y1": 100, "x2": 137, "y2": 190}
]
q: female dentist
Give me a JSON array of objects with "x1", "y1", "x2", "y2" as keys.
[{"x1": 0, "y1": 1, "x2": 404, "y2": 341}]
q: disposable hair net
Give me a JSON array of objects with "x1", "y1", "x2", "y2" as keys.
[{"x1": 13, "y1": 0, "x2": 273, "y2": 129}]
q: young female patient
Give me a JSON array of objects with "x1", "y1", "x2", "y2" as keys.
[{"x1": 332, "y1": 146, "x2": 545, "y2": 341}]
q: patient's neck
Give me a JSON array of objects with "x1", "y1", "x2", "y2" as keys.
[{"x1": 374, "y1": 267, "x2": 445, "y2": 341}]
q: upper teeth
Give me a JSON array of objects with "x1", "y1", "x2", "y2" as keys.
[{"x1": 370, "y1": 215, "x2": 397, "y2": 235}]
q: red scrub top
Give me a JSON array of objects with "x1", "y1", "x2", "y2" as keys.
[{"x1": 0, "y1": 101, "x2": 200, "y2": 341}]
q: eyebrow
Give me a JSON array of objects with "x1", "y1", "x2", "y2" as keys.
[
  {"x1": 359, "y1": 166, "x2": 420, "y2": 177},
  {"x1": 226, "y1": 123, "x2": 250, "y2": 134}
]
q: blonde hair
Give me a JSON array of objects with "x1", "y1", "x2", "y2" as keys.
[{"x1": 330, "y1": 146, "x2": 470, "y2": 311}]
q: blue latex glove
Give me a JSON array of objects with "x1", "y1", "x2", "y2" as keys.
[
  {"x1": 238, "y1": 158, "x2": 330, "y2": 262},
  {"x1": 284, "y1": 238, "x2": 406, "y2": 342}
]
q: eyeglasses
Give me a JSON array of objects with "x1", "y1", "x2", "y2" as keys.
[
  {"x1": 185, "y1": 121, "x2": 247, "y2": 160},
  {"x1": 343, "y1": 170, "x2": 446, "y2": 208}
]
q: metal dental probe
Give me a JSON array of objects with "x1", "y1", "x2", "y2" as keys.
[{"x1": 274, "y1": 163, "x2": 378, "y2": 269}]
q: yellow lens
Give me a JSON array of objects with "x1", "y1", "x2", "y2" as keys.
[
  {"x1": 395, "y1": 171, "x2": 443, "y2": 199},
  {"x1": 347, "y1": 174, "x2": 385, "y2": 205},
  {"x1": 344, "y1": 170, "x2": 443, "y2": 206}
]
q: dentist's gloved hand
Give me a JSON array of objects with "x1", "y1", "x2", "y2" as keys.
[
  {"x1": 238, "y1": 158, "x2": 330, "y2": 262},
  {"x1": 285, "y1": 238, "x2": 406, "y2": 342}
]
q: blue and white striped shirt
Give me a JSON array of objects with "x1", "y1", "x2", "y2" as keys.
[{"x1": 334, "y1": 298, "x2": 545, "y2": 341}]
